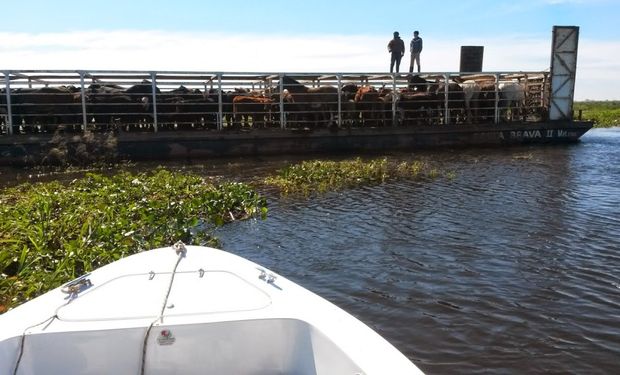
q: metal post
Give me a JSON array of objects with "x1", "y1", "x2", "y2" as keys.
[
  {"x1": 217, "y1": 74, "x2": 223, "y2": 130},
  {"x1": 150, "y1": 72, "x2": 158, "y2": 132},
  {"x1": 279, "y1": 74, "x2": 285, "y2": 129},
  {"x1": 79, "y1": 72, "x2": 88, "y2": 131},
  {"x1": 392, "y1": 74, "x2": 397, "y2": 126},
  {"x1": 4, "y1": 71, "x2": 13, "y2": 135},
  {"x1": 523, "y1": 74, "x2": 529, "y2": 122},
  {"x1": 444, "y1": 74, "x2": 450, "y2": 125},
  {"x1": 337, "y1": 74, "x2": 342, "y2": 128},
  {"x1": 494, "y1": 73, "x2": 500, "y2": 124},
  {"x1": 542, "y1": 73, "x2": 548, "y2": 118}
]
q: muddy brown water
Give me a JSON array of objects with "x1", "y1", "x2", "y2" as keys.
[{"x1": 2, "y1": 128, "x2": 619, "y2": 373}]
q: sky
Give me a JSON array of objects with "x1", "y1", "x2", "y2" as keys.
[{"x1": 0, "y1": 0, "x2": 618, "y2": 100}]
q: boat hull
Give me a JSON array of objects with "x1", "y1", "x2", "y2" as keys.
[{"x1": 0, "y1": 245, "x2": 423, "y2": 374}]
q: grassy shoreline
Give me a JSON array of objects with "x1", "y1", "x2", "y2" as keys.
[{"x1": 574, "y1": 101, "x2": 620, "y2": 128}]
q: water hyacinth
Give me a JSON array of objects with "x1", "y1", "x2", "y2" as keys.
[
  {"x1": 264, "y1": 157, "x2": 445, "y2": 195},
  {"x1": 0, "y1": 169, "x2": 267, "y2": 312},
  {"x1": 573, "y1": 101, "x2": 620, "y2": 127}
]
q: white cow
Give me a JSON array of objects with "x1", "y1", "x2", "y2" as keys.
[
  {"x1": 459, "y1": 79, "x2": 495, "y2": 123},
  {"x1": 460, "y1": 80, "x2": 478, "y2": 122},
  {"x1": 499, "y1": 81, "x2": 526, "y2": 122}
]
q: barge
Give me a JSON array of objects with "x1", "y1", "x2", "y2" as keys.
[{"x1": 0, "y1": 26, "x2": 591, "y2": 165}]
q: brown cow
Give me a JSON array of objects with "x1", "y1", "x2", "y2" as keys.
[
  {"x1": 281, "y1": 76, "x2": 338, "y2": 128},
  {"x1": 355, "y1": 86, "x2": 383, "y2": 127},
  {"x1": 378, "y1": 87, "x2": 397, "y2": 126},
  {"x1": 232, "y1": 95, "x2": 275, "y2": 129}
]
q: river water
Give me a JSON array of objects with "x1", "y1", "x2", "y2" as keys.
[
  {"x1": 210, "y1": 128, "x2": 620, "y2": 374},
  {"x1": 2, "y1": 128, "x2": 619, "y2": 373}
]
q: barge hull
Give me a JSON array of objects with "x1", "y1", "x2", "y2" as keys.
[{"x1": 0, "y1": 121, "x2": 593, "y2": 165}]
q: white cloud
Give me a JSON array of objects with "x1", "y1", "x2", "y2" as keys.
[{"x1": 0, "y1": 30, "x2": 617, "y2": 100}]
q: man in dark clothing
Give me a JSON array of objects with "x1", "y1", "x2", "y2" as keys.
[
  {"x1": 409, "y1": 30, "x2": 423, "y2": 73},
  {"x1": 387, "y1": 31, "x2": 405, "y2": 73}
]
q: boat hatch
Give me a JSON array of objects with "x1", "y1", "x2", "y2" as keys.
[{"x1": 56, "y1": 270, "x2": 271, "y2": 321}]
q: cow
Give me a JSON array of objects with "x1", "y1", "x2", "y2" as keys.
[
  {"x1": 459, "y1": 79, "x2": 496, "y2": 123},
  {"x1": 432, "y1": 82, "x2": 466, "y2": 124},
  {"x1": 167, "y1": 85, "x2": 205, "y2": 101},
  {"x1": 205, "y1": 88, "x2": 249, "y2": 129},
  {"x1": 396, "y1": 75, "x2": 444, "y2": 125},
  {"x1": 170, "y1": 98, "x2": 217, "y2": 130},
  {"x1": 377, "y1": 87, "x2": 398, "y2": 126},
  {"x1": 476, "y1": 81, "x2": 497, "y2": 123},
  {"x1": 499, "y1": 81, "x2": 526, "y2": 122},
  {"x1": 77, "y1": 85, "x2": 152, "y2": 131},
  {"x1": 354, "y1": 86, "x2": 383, "y2": 127},
  {"x1": 148, "y1": 87, "x2": 214, "y2": 130},
  {"x1": 10, "y1": 87, "x2": 79, "y2": 133},
  {"x1": 281, "y1": 76, "x2": 339, "y2": 128},
  {"x1": 125, "y1": 80, "x2": 161, "y2": 100},
  {"x1": 338, "y1": 83, "x2": 359, "y2": 127},
  {"x1": 407, "y1": 74, "x2": 430, "y2": 92},
  {"x1": 398, "y1": 90, "x2": 442, "y2": 126},
  {"x1": 232, "y1": 95, "x2": 275, "y2": 129}
]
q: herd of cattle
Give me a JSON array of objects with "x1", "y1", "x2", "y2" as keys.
[{"x1": 0, "y1": 74, "x2": 545, "y2": 134}]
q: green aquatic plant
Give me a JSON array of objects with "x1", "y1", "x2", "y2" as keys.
[
  {"x1": 264, "y1": 157, "x2": 445, "y2": 195},
  {"x1": 574, "y1": 101, "x2": 620, "y2": 128},
  {"x1": 0, "y1": 169, "x2": 267, "y2": 312}
]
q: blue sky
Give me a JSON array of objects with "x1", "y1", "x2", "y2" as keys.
[
  {"x1": 3, "y1": 0, "x2": 617, "y2": 38},
  {"x1": 1, "y1": 0, "x2": 619, "y2": 99}
]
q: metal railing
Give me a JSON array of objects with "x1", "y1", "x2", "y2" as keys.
[{"x1": 0, "y1": 70, "x2": 550, "y2": 136}]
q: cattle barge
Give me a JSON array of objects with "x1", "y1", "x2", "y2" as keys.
[{"x1": 0, "y1": 26, "x2": 591, "y2": 165}]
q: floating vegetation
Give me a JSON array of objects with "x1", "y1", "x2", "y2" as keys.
[
  {"x1": 0, "y1": 169, "x2": 267, "y2": 312},
  {"x1": 513, "y1": 153, "x2": 533, "y2": 160},
  {"x1": 574, "y1": 101, "x2": 620, "y2": 128},
  {"x1": 264, "y1": 157, "x2": 446, "y2": 195}
]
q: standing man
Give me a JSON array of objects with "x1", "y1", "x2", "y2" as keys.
[
  {"x1": 387, "y1": 31, "x2": 405, "y2": 73},
  {"x1": 409, "y1": 30, "x2": 423, "y2": 73}
]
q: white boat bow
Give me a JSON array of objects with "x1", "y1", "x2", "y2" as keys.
[{"x1": 0, "y1": 243, "x2": 423, "y2": 374}]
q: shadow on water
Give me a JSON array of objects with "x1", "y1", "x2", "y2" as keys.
[{"x1": 2, "y1": 128, "x2": 620, "y2": 373}]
